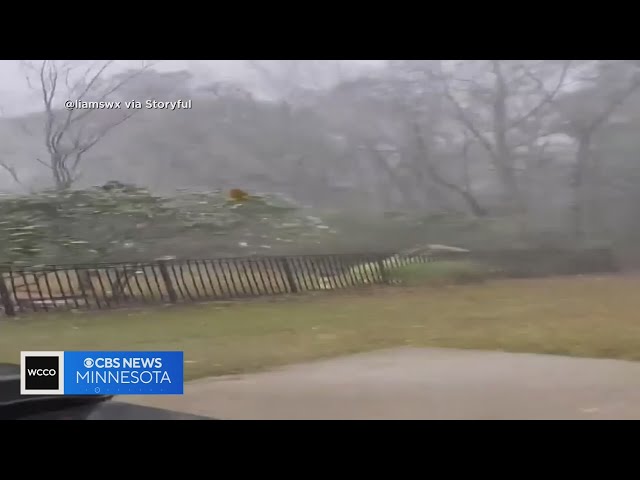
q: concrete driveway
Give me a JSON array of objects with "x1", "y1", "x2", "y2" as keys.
[{"x1": 124, "y1": 348, "x2": 640, "y2": 419}]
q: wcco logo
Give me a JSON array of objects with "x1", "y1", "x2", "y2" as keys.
[
  {"x1": 27, "y1": 368, "x2": 57, "y2": 376},
  {"x1": 21, "y1": 351, "x2": 64, "y2": 395}
]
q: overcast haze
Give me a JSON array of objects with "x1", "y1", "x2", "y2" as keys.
[
  {"x1": 0, "y1": 60, "x2": 384, "y2": 115},
  {"x1": 2, "y1": 59, "x2": 640, "y2": 263}
]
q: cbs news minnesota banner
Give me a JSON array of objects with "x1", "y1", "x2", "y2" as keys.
[{"x1": 20, "y1": 351, "x2": 184, "y2": 395}]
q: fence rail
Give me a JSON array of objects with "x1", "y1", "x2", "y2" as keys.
[
  {"x1": 0, "y1": 248, "x2": 618, "y2": 316},
  {"x1": 0, "y1": 253, "x2": 414, "y2": 316}
]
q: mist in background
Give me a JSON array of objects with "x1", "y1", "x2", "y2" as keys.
[
  {"x1": 2, "y1": 59, "x2": 640, "y2": 264},
  {"x1": 0, "y1": 60, "x2": 383, "y2": 115}
]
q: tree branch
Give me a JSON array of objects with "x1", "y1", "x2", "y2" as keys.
[
  {"x1": 0, "y1": 161, "x2": 24, "y2": 186},
  {"x1": 410, "y1": 119, "x2": 488, "y2": 217},
  {"x1": 443, "y1": 87, "x2": 497, "y2": 160},
  {"x1": 509, "y1": 60, "x2": 571, "y2": 130},
  {"x1": 24, "y1": 60, "x2": 153, "y2": 189},
  {"x1": 38, "y1": 61, "x2": 58, "y2": 156},
  {"x1": 35, "y1": 157, "x2": 54, "y2": 170},
  {"x1": 587, "y1": 74, "x2": 640, "y2": 133}
]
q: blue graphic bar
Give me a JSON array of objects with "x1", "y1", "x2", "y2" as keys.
[{"x1": 63, "y1": 351, "x2": 184, "y2": 395}]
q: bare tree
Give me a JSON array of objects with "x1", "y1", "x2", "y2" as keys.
[
  {"x1": 430, "y1": 60, "x2": 571, "y2": 222},
  {"x1": 544, "y1": 60, "x2": 640, "y2": 240},
  {"x1": 0, "y1": 107, "x2": 27, "y2": 189},
  {"x1": 408, "y1": 119, "x2": 488, "y2": 217},
  {"x1": 306, "y1": 69, "x2": 484, "y2": 214},
  {"x1": 350, "y1": 63, "x2": 489, "y2": 216},
  {"x1": 20, "y1": 60, "x2": 154, "y2": 190}
]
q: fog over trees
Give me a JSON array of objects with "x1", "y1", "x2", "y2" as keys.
[{"x1": 2, "y1": 60, "x2": 640, "y2": 264}]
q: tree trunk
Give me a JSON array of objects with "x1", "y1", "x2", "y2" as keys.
[
  {"x1": 409, "y1": 121, "x2": 488, "y2": 217},
  {"x1": 459, "y1": 190, "x2": 489, "y2": 217},
  {"x1": 364, "y1": 143, "x2": 424, "y2": 209},
  {"x1": 491, "y1": 61, "x2": 527, "y2": 227},
  {"x1": 570, "y1": 134, "x2": 591, "y2": 243}
]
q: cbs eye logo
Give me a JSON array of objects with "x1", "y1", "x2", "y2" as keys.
[{"x1": 82, "y1": 358, "x2": 117, "y2": 368}]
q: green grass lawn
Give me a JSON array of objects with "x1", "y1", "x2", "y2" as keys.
[{"x1": 2, "y1": 274, "x2": 639, "y2": 380}]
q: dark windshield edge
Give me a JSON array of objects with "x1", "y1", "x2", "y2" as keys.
[{"x1": 0, "y1": 394, "x2": 113, "y2": 420}]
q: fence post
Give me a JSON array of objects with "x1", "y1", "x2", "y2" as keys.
[
  {"x1": 157, "y1": 260, "x2": 178, "y2": 303},
  {"x1": 278, "y1": 257, "x2": 298, "y2": 293},
  {"x1": 0, "y1": 271, "x2": 16, "y2": 316},
  {"x1": 377, "y1": 256, "x2": 389, "y2": 284}
]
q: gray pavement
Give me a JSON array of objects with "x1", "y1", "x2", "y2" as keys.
[{"x1": 124, "y1": 348, "x2": 640, "y2": 419}]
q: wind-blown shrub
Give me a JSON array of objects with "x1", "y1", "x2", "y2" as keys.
[{"x1": 0, "y1": 184, "x2": 336, "y2": 266}]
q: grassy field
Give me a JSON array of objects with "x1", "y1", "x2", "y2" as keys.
[{"x1": 1, "y1": 274, "x2": 639, "y2": 380}]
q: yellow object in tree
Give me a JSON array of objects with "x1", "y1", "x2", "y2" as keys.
[{"x1": 229, "y1": 189, "x2": 250, "y2": 202}]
